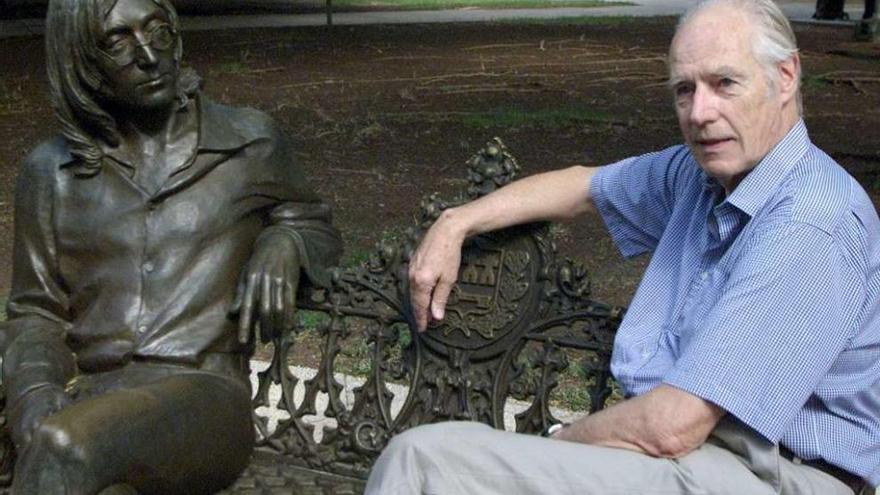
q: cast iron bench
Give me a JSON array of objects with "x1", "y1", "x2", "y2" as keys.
[{"x1": 0, "y1": 139, "x2": 625, "y2": 494}]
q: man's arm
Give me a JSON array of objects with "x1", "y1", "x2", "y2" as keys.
[
  {"x1": 553, "y1": 384, "x2": 726, "y2": 458},
  {"x1": 409, "y1": 165, "x2": 599, "y2": 331}
]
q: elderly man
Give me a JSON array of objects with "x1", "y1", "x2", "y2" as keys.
[
  {"x1": 0, "y1": 0, "x2": 341, "y2": 493},
  {"x1": 365, "y1": 0, "x2": 880, "y2": 494}
]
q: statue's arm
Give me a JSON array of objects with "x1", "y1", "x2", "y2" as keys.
[
  {"x1": 1, "y1": 148, "x2": 77, "y2": 450},
  {"x1": 231, "y1": 126, "x2": 343, "y2": 343}
]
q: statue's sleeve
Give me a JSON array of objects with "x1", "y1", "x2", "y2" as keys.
[
  {"x1": 1, "y1": 146, "x2": 77, "y2": 405},
  {"x1": 252, "y1": 126, "x2": 343, "y2": 289}
]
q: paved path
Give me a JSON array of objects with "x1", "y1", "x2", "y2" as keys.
[{"x1": 0, "y1": 0, "x2": 868, "y2": 39}]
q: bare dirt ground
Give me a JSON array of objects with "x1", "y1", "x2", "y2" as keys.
[{"x1": 0, "y1": 17, "x2": 878, "y2": 307}]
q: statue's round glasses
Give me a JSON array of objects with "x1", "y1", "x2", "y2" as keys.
[{"x1": 98, "y1": 22, "x2": 177, "y2": 67}]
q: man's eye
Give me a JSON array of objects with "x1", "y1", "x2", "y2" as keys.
[
  {"x1": 719, "y1": 77, "x2": 736, "y2": 88},
  {"x1": 675, "y1": 84, "x2": 694, "y2": 97}
]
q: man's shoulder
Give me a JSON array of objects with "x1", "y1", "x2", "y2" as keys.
[{"x1": 781, "y1": 145, "x2": 863, "y2": 234}]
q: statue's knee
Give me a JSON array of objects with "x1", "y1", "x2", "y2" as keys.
[{"x1": 29, "y1": 419, "x2": 90, "y2": 466}]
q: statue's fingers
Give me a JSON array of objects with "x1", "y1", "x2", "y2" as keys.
[
  {"x1": 237, "y1": 271, "x2": 259, "y2": 344},
  {"x1": 259, "y1": 272, "x2": 273, "y2": 342},
  {"x1": 272, "y1": 275, "x2": 285, "y2": 336},
  {"x1": 230, "y1": 268, "x2": 248, "y2": 315},
  {"x1": 283, "y1": 278, "x2": 298, "y2": 332}
]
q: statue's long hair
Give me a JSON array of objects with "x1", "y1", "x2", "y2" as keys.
[{"x1": 44, "y1": 0, "x2": 200, "y2": 177}]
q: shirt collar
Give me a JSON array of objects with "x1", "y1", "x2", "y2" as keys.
[
  {"x1": 55, "y1": 93, "x2": 272, "y2": 171},
  {"x1": 719, "y1": 119, "x2": 810, "y2": 218}
]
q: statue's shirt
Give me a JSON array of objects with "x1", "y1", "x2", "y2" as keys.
[{"x1": 5, "y1": 96, "x2": 342, "y2": 374}]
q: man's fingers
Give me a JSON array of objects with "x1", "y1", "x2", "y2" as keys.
[
  {"x1": 409, "y1": 268, "x2": 435, "y2": 332},
  {"x1": 237, "y1": 272, "x2": 259, "y2": 344},
  {"x1": 430, "y1": 278, "x2": 455, "y2": 322}
]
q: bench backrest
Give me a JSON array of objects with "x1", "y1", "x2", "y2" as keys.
[{"x1": 254, "y1": 139, "x2": 625, "y2": 479}]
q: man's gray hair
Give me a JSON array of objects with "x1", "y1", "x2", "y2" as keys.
[{"x1": 677, "y1": 0, "x2": 803, "y2": 114}]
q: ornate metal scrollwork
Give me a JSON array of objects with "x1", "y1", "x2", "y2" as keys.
[{"x1": 252, "y1": 138, "x2": 624, "y2": 479}]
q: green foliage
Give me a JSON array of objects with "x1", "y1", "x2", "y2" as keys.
[
  {"x1": 462, "y1": 106, "x2": 616, "y2": 130},
  {"x1": 297, "y1": 310, "x2": 330, "y2": 330},
  {"x1": 802, "y1": 74, "x2": 832, "y2": 91},
  {"x1": 216, "y1": 62, "x2": 250, "y2": 75},
  {"x1": 343, "y1": 249, "x2": 372, "y2": 267},
  {"x1": 500, "y1": 14, "x2": 641, "y2": 25},
  {"x1": 332, "y1": 0, "x2": 620, "y2": 10}
]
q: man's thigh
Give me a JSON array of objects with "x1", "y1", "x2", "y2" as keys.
[
  {"x1": 368, "y1": 419, "x2": 861, "y2": 495},
  {"x1": 367, "y1": 421, "x2": 783, "y2": 495}
]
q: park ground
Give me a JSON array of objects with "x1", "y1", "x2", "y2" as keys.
[{"x1": 0, "y1": 16, "x2": 878, "y2": 308}]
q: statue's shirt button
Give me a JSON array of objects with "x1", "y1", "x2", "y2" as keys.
[{"x1": 144, "y1": 262, "x2": 155, "y2": 273}]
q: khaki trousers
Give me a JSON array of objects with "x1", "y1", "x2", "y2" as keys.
[{"x1": 365, "y1": 418, "x2": 856, "y2": 495}]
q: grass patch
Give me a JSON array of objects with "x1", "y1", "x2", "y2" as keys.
[
  {"x1": 215, "y1": 61, "x2": 251, "y2": 75},
  {"x1": 500, "y1": 14, "x2": 643, "y2": 25},
  {"x1": 462, "y1": 106, "x2": 616, "y2": 129},
  {"x1": 333, "y1": 0, "x2": 624, "y2": 10},
  {"x1": 802, "y1": 74, "x2": 832, "y2": 91},
  {"x1": 343, "y1": 249, "x2": 372, "y2": 267}
]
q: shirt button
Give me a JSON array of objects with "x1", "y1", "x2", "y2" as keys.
[
  {"x1": 700, "y1": 271, "x2": 709, "y2": 281},
  {"x1": 144, "y1": 261, "x2": 155, "y2": 273},
  {"x1": 137, "y1": 325, "x2": 148, "y2": 334}
]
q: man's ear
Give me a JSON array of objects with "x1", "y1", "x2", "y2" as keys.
[{"x1": 777, "y1": 53, "x2": 800, "y2": 105}]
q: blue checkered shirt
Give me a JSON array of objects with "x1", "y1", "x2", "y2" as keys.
[{"x1": 591, "y1": 120, "x2": 880, "y2": 486}]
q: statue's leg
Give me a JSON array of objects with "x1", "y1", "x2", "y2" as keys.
[{"x1": 11, "y1": 371, "x2": 253, "y2": 495}]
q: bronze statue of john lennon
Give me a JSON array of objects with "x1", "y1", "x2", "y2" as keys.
[{"x1": 0, "y1": 0, "x2": 343, "y2": 493}]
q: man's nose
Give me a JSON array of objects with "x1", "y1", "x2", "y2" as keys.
[{"x1": 689, "y1": 85, "x2": 717, "y2": 126}]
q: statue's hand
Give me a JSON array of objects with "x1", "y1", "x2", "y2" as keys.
[
  {"x1": 8, "y1": 384, "x2": 70, "y2": 450},
  {"x1": 231, "y1": 232, "x2": 301, "y2": 344}
]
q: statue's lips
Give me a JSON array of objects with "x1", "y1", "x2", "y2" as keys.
[{"x1": 138, "y1": 74, "x2": 171, "y2": 89}]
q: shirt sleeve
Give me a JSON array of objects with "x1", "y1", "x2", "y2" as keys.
[
  {"x1": 590, "y1": 145, "x2": 695, "y2": 258},
  {"x1": 663, "y1": 220, "x2": 863, "y2": 442},
  {"x1": 1, "y1": 145, "x2": 77, "y2": 407},
  {"x1": 252, "y1": 125, "x2": 343, "y2": 289}
]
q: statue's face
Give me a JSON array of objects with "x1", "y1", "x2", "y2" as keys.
[{"x1": 94, "y1": 0, "x2": 179, "y2": 113}]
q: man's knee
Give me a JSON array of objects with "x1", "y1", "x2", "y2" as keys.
[{"x1": 384, "y1": 421, "x2": 490, "y2": 460}]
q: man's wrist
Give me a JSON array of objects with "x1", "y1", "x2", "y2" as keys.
[{"x1": 543, "y1": 422, "x2": 570, "y2": 438}]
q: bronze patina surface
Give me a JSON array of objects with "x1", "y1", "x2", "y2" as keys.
[{"x1": 0, "y1": 0, "x2": 341, "y2": 492}]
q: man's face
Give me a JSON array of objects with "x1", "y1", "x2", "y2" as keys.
[
  {"x1": 669, "y1": 7, "x2": 789, "y2": 193},
  {"x1": 94, "y1": 0, "x2": 178, "y2": 113}
]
